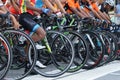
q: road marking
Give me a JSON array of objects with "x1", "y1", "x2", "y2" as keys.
[
  {"x1": 110, "y1": 73, "x2": 120, "y2": 76},
  {"x1": 23, "y1": 60, "x2": 120, "y2": 80}
]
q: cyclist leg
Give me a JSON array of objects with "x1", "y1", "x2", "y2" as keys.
[
  {"x1": 19, "y1": 12, "x2": 46, "y2": 68},
  {"x1": 19, "y1": 12, "x2": 46, "y2": 42}
]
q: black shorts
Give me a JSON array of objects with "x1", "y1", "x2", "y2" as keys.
[{"x1": 19, "y1": 12, "x2": 40, "y2": 32}]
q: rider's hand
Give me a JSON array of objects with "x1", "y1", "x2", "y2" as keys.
[
  {"x1": 13, "y1": 22, "x2": 21, "y2": 30},
  {"x1": 41, "y1": 8, "x2": 50, "y2": 14},
  {"x1": 107, "y1": 20, "x2": 111, "y2": 24},
  {"x1": 56, "y1": 11, "x2": 63, "y2": 17},
  {"x1": 9, "y1": 14, "x2": 21, "y2": 30},
  {"x1": 53, "y1": 10, "x2": 63, "y2": 17}
]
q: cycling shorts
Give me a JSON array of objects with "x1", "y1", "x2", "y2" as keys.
[{"x1": 19, "y1": 12, "x2": 40, "y2": 32}]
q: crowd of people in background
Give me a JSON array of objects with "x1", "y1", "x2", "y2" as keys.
[{"x1": 115, "y1": 0, "x2": 120, "y2": 24}]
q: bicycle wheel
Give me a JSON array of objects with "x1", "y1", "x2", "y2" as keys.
[
  {"x1": 102, "y1": 31, "x2": 118, "y2": 61},
  {"x1": 113, "y1": 32, "x2": 120, "y2": 59},
  {"x1": 0, "y1": 33, "x2": 12, "y2": 80},
  {"x1": 31, "y1": 31, "x2": 74, "y2": 77},
  {"x1": 3, "y1": 30, "x2": 37, "y2": 80},
  {"x1": 96, "y1": 31, "x2": 113, "y2": 66},
  {"x1": 80, "y1": 31, "x2": 104, "y2": 69},
  {"x1": 62, "y1": 31, "x2": 89, "y2": 72}
]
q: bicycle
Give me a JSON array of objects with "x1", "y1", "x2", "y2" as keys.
[
  {"x1": 36, "y1": 14, "x2": 89, "y2": 72},
  {"x1": 0, "y1": 12, "x2": 37, "y2": 80},
  {"x1": 23, "y1": 14, "x2": 75, "y2": 77}
]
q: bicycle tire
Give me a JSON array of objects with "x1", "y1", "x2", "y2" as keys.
[
  {"x1": 80, "y1": 31, "x2": 104, "y2": 69},
  {"x1": 95, "y1": 31, "x2": 113, "y2": 66},
  {"x1": 0, "y1": 33, "x2": 12, "y2": 80},
  {"x1": 33, "y1": 30, "x2": 74, "y2": 77},
  {"x1": 102, "y1": 31, "x2": 118, "y2": 61},
  {"x1": 3, "y1": 30, "x2": 37, "y2": 80},
  {"x1": 61, "y1": 31, "x2": 89, "y2": 72}
]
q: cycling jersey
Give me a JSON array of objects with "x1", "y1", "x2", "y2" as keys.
[
  {"x1": 1, "y1": 0, "x2": 6, "y2": 4},
  {"x1": 19, "y1": 0, "x2": 27, "y2": 13},
  {"x1": 9, "y1": 6, "x2": 19, "y2": 14},
  {"x1": 80, "y1": 1, "x2": 99, "y2": 13},
  {"x1": 88, "y1": 3, "x2": 99, "y2": 13},
  {"x1": 100, "y1": 3, "x2": 108, "y2": 14},
  {"x1": 35, "y1": 0, "x2": 44, "y2": 8},
  {"x1": 34, "y1": 0, "x2": 50, "y2": 14},
  {"x1": 90, "y1": 3, "x2": 99, "y2": 12},
  {"x1": 64, "y1": 0, "x2": 80, "y2": 14},
  {"x1": 28, "y1": 0, "x2": 35, "y2": 15},
  {"x1": 80, "y1": 1, "x2": 89, "y2": 8},
  {"x1": 8, "y1": 0, "x2": 41, "y2": 32},
  {"x1": 80, "y1": 1, "x2": 89, "y2": 12},
  {"x1": 19, "y1": 0, "x2": 34, "y2": 15},
  {"x1": 9, "y1": 0, "x2": 27, "y2": 15}
]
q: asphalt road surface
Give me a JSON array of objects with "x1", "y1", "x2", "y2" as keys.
[
  {"x1": 2, "y1": 60, "x2": 120, "y2": 80},
  {"x1": 20, "y1": 60, "x2": 120, "y2": 80}
]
